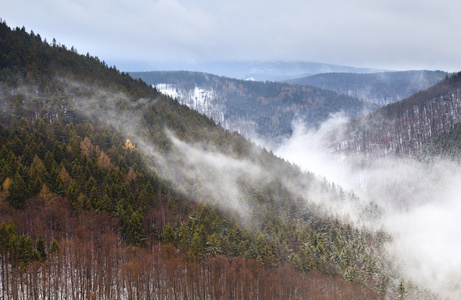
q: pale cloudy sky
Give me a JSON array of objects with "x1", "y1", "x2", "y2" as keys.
[{"x1": 2, "y1": 0, "x2": 460, "y2": 72}]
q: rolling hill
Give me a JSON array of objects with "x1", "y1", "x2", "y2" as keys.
[
  {"x1": 130, "y1": 71, "x2": 378, "y2": 142},
  {"x1": 142, "y1": 60, "x2": 383, "y2": 82}
]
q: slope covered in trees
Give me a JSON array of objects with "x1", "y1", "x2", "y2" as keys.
[
  {"x1": 422, "y1": 121, "x2": 461, "y2": 161},
  {"x1": 289, "y1": 71, "x2": 447, "y2": 106},
  {"x1": 130, "y1": 71, "x2": 378, "y2": 141},
  {"x1": 0, "y1": 21, "x2": 428, "y2": 299},
  {"x1": 335, "y1": 72, "x2": 461, "y2": 158}
]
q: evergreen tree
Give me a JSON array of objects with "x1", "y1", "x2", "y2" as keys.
[
  {"x1": 398, "y1": 280, "x2": 406, "y2": 299},
  {"x1": 190, "y1": 230, "x2": 203, "y2": 260},
  {"x1": 206, "y1": 233, "x2": 221, "y2": 257},
  {"x1": 126, "y1": 210, "x2": 146, "y2": 246},
  {"x1": 7, "y1": 171, "x2": 28, "y2": 208},
  {"x1": 35, "y1": 234, "x2": 47, "y2": 261},
  {"x1": 49, "y1": 238, "x2": 60, "y2": 256},
  {"x1": 161, "y1": 224, "x2": 175, "y2": 244},
  {"x1": 67, "y1": 179, "x2": 80, "y2": 209}
]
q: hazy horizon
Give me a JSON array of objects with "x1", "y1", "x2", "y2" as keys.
[{"x1": 2, "y1": 0, "x2": 461, "y2": 73}]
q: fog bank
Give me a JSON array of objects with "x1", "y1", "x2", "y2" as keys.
[{"x1": 273, "y1": 115, "x2": 461, "y2": 298}]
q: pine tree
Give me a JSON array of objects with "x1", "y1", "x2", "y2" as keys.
[
  {"x1": 206, "y1": 233, "x2": 221, "y2": 257},
  {"x1": 17, "y1": 234, "x2": 35, "y2": 265},
  {"x1": 190, "y1": 230, "x2": 204, "y2": 260},
  {"x1": 398, "y1": 280, "x2": 406, "y2": 299},
  {"x1": 377, "y1": 275, "x2": 389, "y2": 299},
  {"x1": 49, "y1": 238, "x2": 60, "y2": 256},
  {"x1": 126, "y1": 210, "x2": 146, "y2": 246},
  {"x1": 7, "y1": 171, "x2": 28, "y2": 208},
  {"x1": 67, "y1": 179, "x2": 80, "y2": 209},
  {"x1": 161, "y1": 224, "x2": 175, "y2": 244},
  {"x1": 177, "y1": 222, "x2": 190, "y2": 252},
  {"x1": 35, "y1": 234, "x2": 47, "y2": 261}
]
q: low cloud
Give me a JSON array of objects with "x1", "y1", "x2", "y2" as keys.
[
  {"x1": 274, "y1": 113, "x2": 350, "y2": 188},
  {"x1": 272, "y1": 113, "x2": 461, "y2": 298}
]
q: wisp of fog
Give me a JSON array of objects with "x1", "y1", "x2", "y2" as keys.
[{"x1": 65, "y1": 80, "x2": 275, "y2": 224}]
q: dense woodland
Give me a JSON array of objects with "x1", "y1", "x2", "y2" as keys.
[
  {"x1": 422, "y1": 121, "x2": 461, "y2": 160},
  {"x1": 336, "y1": 72, "x2": 461, "y2": 158},
  {"x1": 130, "y1": 71, "x2": 377, "y2": 140},
  {"x1": 0, "y1": 21, "x2": 433, "y2": 299},
  {"x1": 289, "y1": 71, "x2": 446, "y2": 106}
]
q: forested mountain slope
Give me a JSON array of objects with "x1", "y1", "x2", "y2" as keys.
[
  {"x1": 422, "y1": 121, "x2": 461, "y2": 160},
  {"x1": 130, "y1": 71, "x2": 378, "y2": 141},
  {"x1": 336, "y1": 72, "x2": 461, "y2": 158},
  {"x1": 0, "y1": 21, "x2": 429, "y2": 299},
  {"x1": 289, "y1": 71, "x2": 447, "y2": 106}
]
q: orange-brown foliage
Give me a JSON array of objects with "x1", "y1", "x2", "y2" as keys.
[{"x1": 80, "y1": 136, "x2": 93, "y2": 157}]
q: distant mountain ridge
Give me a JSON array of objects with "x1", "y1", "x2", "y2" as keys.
[
  {"x1": 134, "y1": 61, "x2": 384, "y2": 82},
  {"x1": 288, "y1": 70, "x2": 447, "y2": 106},
  {"x1": 130, "y1": 71, "x2": 378, "y2": 141}
]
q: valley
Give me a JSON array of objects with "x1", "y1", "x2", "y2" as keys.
[
  {"x1": 131, "y1": 71, "x2": 377, "y2": 142},
  {"x1": 1, "y1": 20, "x2": 461, "y2": 300}
]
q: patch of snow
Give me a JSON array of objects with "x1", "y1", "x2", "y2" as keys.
[{"x1": 155, "y1": 83, "x2": 226, "y2": 126}]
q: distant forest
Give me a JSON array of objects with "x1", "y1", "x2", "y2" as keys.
[
  {"x1": 131, "y1": 71, "x2": 378, "y2": 140},
  {"x1": 289, "y1": 71, "x2": 447, "y2": 106},
  {"x1": 336, "y1": 71, "x2": 461, "y2": 158}
]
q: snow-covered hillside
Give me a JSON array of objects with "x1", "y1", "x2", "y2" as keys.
[
  {"x1": 155, "y1": 83, "x2": 257, "y2": 137},
  {"x1": 156, "y1": 83, "x2": 224, "y2": 124}
]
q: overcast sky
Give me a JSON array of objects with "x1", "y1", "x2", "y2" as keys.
[{"x1": 2, "y1": 0, "x2": 461, "y2": 72}]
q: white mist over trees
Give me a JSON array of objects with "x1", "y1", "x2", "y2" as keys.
[{"x1": 273, "y1": 111, "x2": 461, "y2": 298}]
